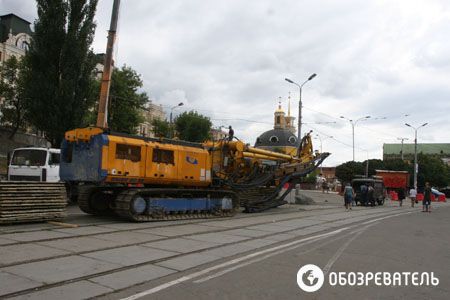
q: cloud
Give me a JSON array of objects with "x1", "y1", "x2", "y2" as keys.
[{"x1": 2, "y1": 0, "x2": 450, "y2": 166}]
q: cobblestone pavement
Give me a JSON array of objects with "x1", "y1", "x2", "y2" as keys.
[{"x1": 0, "y1": 190, "x2": 447, "y2": 299}]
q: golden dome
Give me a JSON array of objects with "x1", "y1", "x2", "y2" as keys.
[{"x1": 275, "y1": 101, "x2": 285, "y2": 114}]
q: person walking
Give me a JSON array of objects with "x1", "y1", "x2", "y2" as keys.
[
  {"x1": 322, "y1": 179, "x2": 329, "y2": 194},
  {"x1": 343, "y1": 183, "x2": 355, "y2": 211},
  {"x1": 398, "y1": 188, "x2": 406, "y2": 207},
  {"x1": 423, "y1": 182, "x2": 432, "y2": 212},
  {"x1": 360, "y1": 183, "x2": 368, "y2": 206},
  {"x1": 367, "y1": 185, "x2": 374, "y2": 206},
  {"x1": 409, "y1": 187, "x2": 417, "y2": 208}
]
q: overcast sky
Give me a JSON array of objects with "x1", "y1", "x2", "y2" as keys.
[{"x1": 2, "y1": 0, "x2": 450, "y2": 166}]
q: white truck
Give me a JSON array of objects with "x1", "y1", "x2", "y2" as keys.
[{"x1": 7, "y1": 147, "x2": 61, "y2": 182}]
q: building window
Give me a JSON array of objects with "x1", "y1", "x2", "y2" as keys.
[
  {"x1": 115, "y1": 144, "x2": 141, "y2": 162},
  {"x1": 269, "y1": 136, "x2": 279, "y2": 143},
  {"x1": 288, "y1": 136, "x2": 297, "y2": 144},
  {"x1": 276, "y1": 116, "x2": 280, "y2": 124},
  {"x1": 152, "y1": 148, "x2": 174, "y2": 165},
  {"x1": 21, "y1": 41, "x2": 29, "y2": 50}
]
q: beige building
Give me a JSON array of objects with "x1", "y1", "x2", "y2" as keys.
[
  {"x1": 138, "y1": 101, "x2": 166, "y2": 137},
  {"x1": 210, "y1": 127, "x2": 227, "y2": 141},
  {"x1": 0, "y1": 14, "x2": 32, "y2": 64},
  {"x1": 0, "y1": 14, "x2": 32, "y2": 129}
]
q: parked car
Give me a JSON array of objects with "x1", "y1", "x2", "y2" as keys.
[
  {"x1": 440, "y1": 187, "x2": 450, "y2": 198},
  {"x1": 351, "y1": 177, "x2": 386, "y2": 206},
  {"x1": 431, "y1": 188, "x2": 445, "y2": 197}
]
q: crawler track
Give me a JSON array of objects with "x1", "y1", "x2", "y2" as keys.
[{"x1": 77, "y1": 186, "x2": 239, "y2": 222}]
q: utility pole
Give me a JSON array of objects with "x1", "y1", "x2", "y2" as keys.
[
  {"x1": 340, "y1": 115, "x2": 371, "y2": 161},
  {"x1": 96, "y1": 0, "x2": 121, "y2": 128},
  {"x1": 169, "y1": 102, "x2": 184, "y2": 138},
  {"x1": 397, "y1": 137, "x2": 409, "y2": 160},
  {"x1": 405, "y1": 123, "x2": 428, "y2": 190},
  {"x1": 314, "y1": 134, "x2": 333, "y2": 174},
  {"x1": 285, "y1": 74, "x2": 317, "y2": 141}
]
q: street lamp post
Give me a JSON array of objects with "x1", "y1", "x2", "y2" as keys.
[
  {"x1": 285, "y1": 73, "x2": 317, "y2": 141},
  {"x1": 340, "y1": 115, "x2": 371, "y2": 161},
  {"x1": 314, "y1": 134, "x2": 333, "y2": 174},
  {"x1": 405, "y1": 122, "x2": 428, "y2": 190},
  {"x1": 314, "y1": 134, "x2": 333, "y2": 153},
  {"x1": 169, "y1": 102, "x2": 184, "y2": 138},
  {"x1": 397, "y1": 137, "x2": 409, "y2": 160},
  {"x1": 364, "y1": 150, "x2": 369, "y2": 177}
]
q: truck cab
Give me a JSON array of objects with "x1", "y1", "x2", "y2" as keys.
[{"x1": 8, "y1": 147, "x2": 61, "y2": 182}]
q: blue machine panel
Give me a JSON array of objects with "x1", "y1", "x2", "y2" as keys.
[
  {"x1": 60, "y1": 134, "x2": 108, "y2": 182},
  {"x1": 148, "y1": 198, "x2": 224, "y2": 213}
]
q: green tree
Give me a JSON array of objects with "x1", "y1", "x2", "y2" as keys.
[
  {"x1": 21, "y1": 0, "x2": 98, "y2": 146},
  {"x1": 0, "y1": 56, "x2": 26, "y2": 138},
  {"x1": 303, "y1": 170, "x2": 319, "y2": 183},
  {"x1": 417, "y1": 154, "x2": 450, "y2": 188},
  {"x1": 151, "y1": 118, "x2": 170, "y2": 138},
  {"x1": 106, "y1": 65, "x2": 148, "y2": 134},
  {"x1": 335, "y1": 161, "x2": 365, "y2": 184},
  {"x1": 174, "y1": 111, "x2": 212, "y2": 142},
  {"x1": 364, "y1": 159, "x2": 385, "y2": 177},
  {"x1": 383, "y1": 159, "x2": 410, "y2": 172}
]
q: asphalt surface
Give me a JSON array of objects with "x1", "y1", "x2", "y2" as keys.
[
  {"x1": 104, "y1": 205, "x2": 450, "y2": 300},
  {"x1": 1, "y1": 191, "x2": 448, "y2": 299}
]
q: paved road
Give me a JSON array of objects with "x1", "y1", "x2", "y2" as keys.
[
  {"x1": 103, "y1": 206, "x2": 450, "y2": 300},
  {"x1": 0, "y1": 192, "x2": 448, "y2": 299}
]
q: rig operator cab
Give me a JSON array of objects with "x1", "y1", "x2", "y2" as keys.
[
  {"x1": 352, "y1": 177, "x2": 386, "y2": 206},
  {"x1": 8, "y1": 148, "x2": 61, "y2": 182}
]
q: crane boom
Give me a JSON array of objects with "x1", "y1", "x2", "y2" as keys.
[{"x1": 96, "y1": 0, "x2": 121, "y2": 128}]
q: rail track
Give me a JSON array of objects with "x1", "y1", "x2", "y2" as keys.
[{"x1": 0, "y1": 206, "x2": 412, "y2": 299}]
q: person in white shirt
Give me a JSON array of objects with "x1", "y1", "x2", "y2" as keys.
[{"x1": 409, "y1": 187, "x2": 417, "y2": 208}]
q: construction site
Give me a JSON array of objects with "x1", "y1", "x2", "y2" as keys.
[{"x1": 1, "y1": 0, "x2": 450, "y2": 299}]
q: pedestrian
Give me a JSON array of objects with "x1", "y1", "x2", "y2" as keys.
[
  {"x1": 423, "y1": 182, "x2": 432, "y2": 212},
  {"x1": 343, "y1": 183, "x2": 354, "y2": 211},
  {"x1": 316, "y1": 174, "x2": 323, "y2": 190},
  {"x1": 398, "y1": 188, "x2": 406, "y2": 207},
  {"x1": 360, "y1": 183, "x2": 368, "y2": 206},
  {"x1": 367, "y1": 185, "x2": 374, "y2": 206},
  {"x1": 322, "y1": 179, "x2": 329, "y2": 194},
  {"x1": 409, "y1": 186, "x2": 417, "y2": 208},
  {"x1": 228, "y1": 126, "x2": 234, "y2": 141}
]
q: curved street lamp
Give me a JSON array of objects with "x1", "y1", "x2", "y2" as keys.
[
  {"x1": 340, "y1": 115, "x2": 371, "y2": 161},
  {"x1": 169, "y1": 102, "x2": 184, "y2": 138},
  {"x1": 314, "y1": 134, "x2": 333, "y2": 174},
  {"x1": 285, "y1": 73, "x2": 317, "y2": 141},
  {"x1": 405, "y1": 122, "x2": 428, "y2": 190}
]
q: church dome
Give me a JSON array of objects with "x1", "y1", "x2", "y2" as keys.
[{"x1": 255, "y1": 129, "x2": 299, "y2": 147}]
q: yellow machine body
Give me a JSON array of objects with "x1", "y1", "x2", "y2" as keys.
[{"x1": 62, "y1": 128, "x2": 211, "y2": 187}]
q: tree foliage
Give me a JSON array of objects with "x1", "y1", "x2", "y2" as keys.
[
  {"x1": 335, "y1": 157, "x2": 449, "y2": 188},
  {"x1": 416, "y1": 154, "x2": 450, "y2": 188},
  {"x1": 151, "y1": 118, "x2": 170, "y2": 138},
  {"x1": 335, "y1": 161, "x2": 365, "y2": 184},
  {"x1": 21, "y1": 0, "x2": 98, "y2": 146},
  {"x1": 174, "y1": 111, "x2": 212, "y2": 142},
  {"x1": 106, "y1": 65, "x2": 148, "y2": 134},
  {"x1": 0, "y1": 56, "x2": 26, "y2": 138}
]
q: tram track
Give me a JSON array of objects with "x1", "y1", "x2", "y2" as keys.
[
  {"x1": 0, "y1": 208, "x2": 349, "y2": 268},
  {"x1": 0, "y1": 207, "x2": 411, "y2": 300}
]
